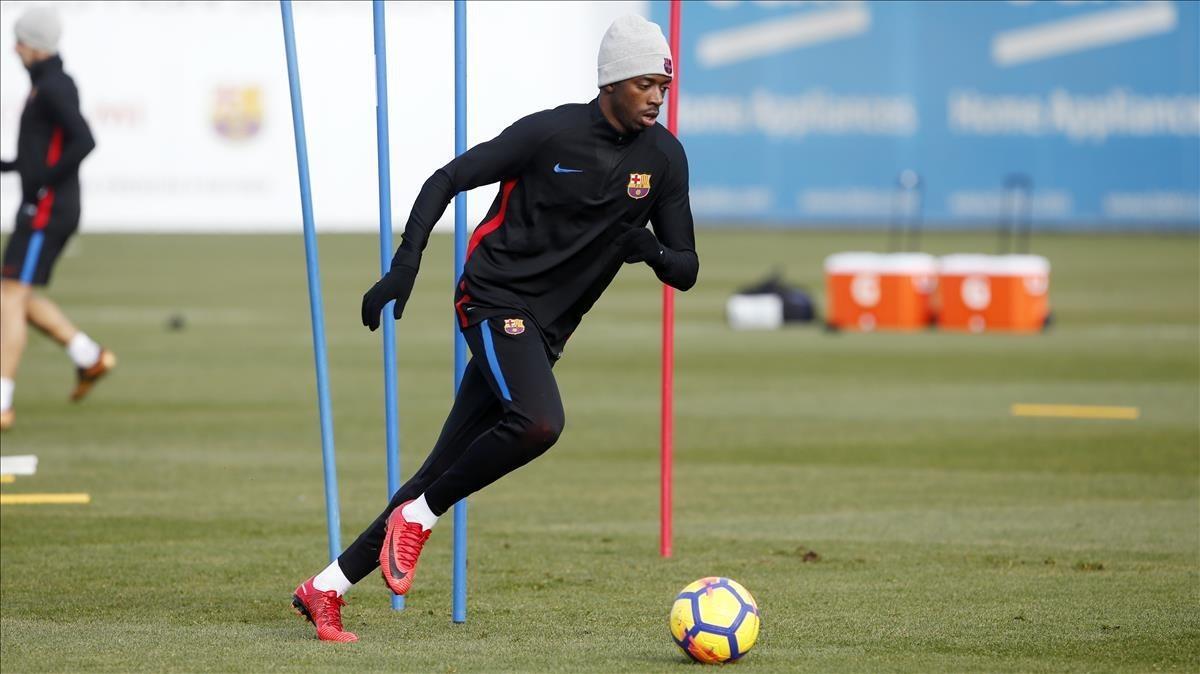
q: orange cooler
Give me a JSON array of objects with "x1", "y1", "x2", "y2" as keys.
[
  {"x1": 937, "y1": 254, "x2": 1050, "y2": 333},
  {"x1": 824, "y1": 252, "x2": 937, "y2": 331}
]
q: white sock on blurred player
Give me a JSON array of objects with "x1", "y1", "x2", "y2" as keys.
[
  {"x1": 67, "y1": 332, "x2": 101, "y2": 369},
  {"x1": 0, "y1": 378, "x2": 13, "y2": 412},
  {"x1": 402, "y1": 494, "x2": 438, "y2": 531},
  {"x1": 312, "y1": 560, "x2": 352, "y2": 596}
]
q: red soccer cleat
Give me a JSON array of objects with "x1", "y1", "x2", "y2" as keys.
[
  {"x1": 70, "y1": 348, "x2": 117, "y2": 402},
  {"x1": 379, "y1": 500, "x2": 431, "y2": 596},
  {"x1": 292, "y1": 577, "x2": 358, "y2": 642}
]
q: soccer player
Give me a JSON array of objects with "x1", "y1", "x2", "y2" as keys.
[
  {"x1": 0, "y1": 7, "x2": 114, "y2": 431},
  {"x1": 292, "y1": 14, "x2": 696, "y2": 642}
]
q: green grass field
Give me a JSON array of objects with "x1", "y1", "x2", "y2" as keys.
[{"x1": 0, "y1": 231, "x2": 1197, "y2": 673}]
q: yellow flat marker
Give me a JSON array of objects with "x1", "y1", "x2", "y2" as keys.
[
  {"x1": 0, "y1": 493, "x2": 91, "y2": 505},
  {"x1": 0, "y1": 475, "x2": 14, "y2": 484},
  {"x1": 1011, "y1": 404, "x2": 1139, "y2": 420}
]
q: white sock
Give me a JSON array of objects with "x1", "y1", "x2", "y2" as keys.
[
  {"x1": 67, "y1": 333, "x2": 102, "y2": 369},
  {"x1": 402, "y1": 494, "x2": 439, "y2": 531},
  {"x1": 0, "y1": 378, "x2": 13, "y2": 413},
  {"x1": 312, "y1": 560, "x2": 352, "y2": 596}
]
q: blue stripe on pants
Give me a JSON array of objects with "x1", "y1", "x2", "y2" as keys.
[
  {"x1": 18, "y1": 231, "x2": 45, "y2": 285},
  {"x1": 480, "y1": 320, "x2": 512, "y2": 401}
]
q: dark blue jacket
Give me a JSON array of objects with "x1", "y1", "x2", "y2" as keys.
[
  {"x1": 1, "y1": 56, "x2": 95, "y2": 208},
  {"x1": 392, "y1": 98, "x2": 697, "y2": 353}
]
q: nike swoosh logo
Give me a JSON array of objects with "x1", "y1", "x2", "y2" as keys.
[
  {"x1": 388, "y1": 547, "x2": 408, "y2": 583},
  {"x1": 553, "y1": 163, "x2": 583, "y2": 174}
]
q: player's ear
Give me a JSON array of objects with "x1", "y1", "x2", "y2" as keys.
[{"x1": 602, "y1": 84, "x2": 616, "y2": 94}]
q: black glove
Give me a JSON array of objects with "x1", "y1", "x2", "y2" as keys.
[
  {"x1": 361, "y1": 261, "x2": 418, "y2": 331},
  {"x1": 614, "y1": 227, "x2": 664, "y2": 267}
]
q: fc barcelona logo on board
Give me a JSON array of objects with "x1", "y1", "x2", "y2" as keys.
[
  {"x1": 213, "y1": 85, "x2": 263, "y2": 141},
  {"x1": 627, "y1": 173, "x2": 651, "y2": 199},
  {"x1": 504, "y1": 318, "x2": 525, "y2": 335}
]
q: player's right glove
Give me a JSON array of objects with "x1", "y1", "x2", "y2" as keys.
[{"x1": 361, "y1": 259, "x2": 418, "y2": 331}]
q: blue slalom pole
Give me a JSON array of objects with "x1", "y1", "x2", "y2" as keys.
[
  {"x1": 373, "y1": 0, "x2": 405, "y2": 613},
  {"x1": 280, "y1": 0, "x2": 341, "y2": 563},
  {"x1": 452, "y1": 0, "x2": 469, "y2": 625}
]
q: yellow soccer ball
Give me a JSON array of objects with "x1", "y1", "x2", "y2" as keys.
[{"x1": 669, "y1": 577, "x2": 760, "y2": 664}]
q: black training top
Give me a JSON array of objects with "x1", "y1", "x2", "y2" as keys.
[
  {"x1": 0, "y1": 56, "x2": 95, "y2": 206},
  {"x1": 392, "y1": 98, "x2": 698, "y2": 355}
]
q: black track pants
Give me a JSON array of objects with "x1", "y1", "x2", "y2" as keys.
[{"x1": 337, "y1": 316, "x2": 564, "y2": 584}]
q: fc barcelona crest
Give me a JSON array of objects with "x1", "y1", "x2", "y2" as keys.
[
  {"x1": 627, "y1": 173, "x2": 652, "y2": 199},
  {"x1": 213, "y1": 85, "x2": 263, "y2": 141},
  {"x1": 504, "y1": 318, "x2": 525, "y2": 335}
]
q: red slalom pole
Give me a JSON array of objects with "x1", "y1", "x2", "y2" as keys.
[{"x1": 661, "y1": 0, "x2": 681, "y2": 559}]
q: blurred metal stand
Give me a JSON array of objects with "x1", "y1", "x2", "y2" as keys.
[
  {"x1": 888, "y1": 169, "x2": 924, "y2": 253},
  {"x1": 998, "y1": 173, "x2": 1033, "y2": 254}
]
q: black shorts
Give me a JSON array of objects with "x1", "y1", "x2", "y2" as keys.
[{"x1": 1, "y1": 193, "x2": 79, "y2": 287}]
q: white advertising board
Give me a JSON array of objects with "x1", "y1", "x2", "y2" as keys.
[{"x1": 0, "y1": 0, "x2": 645, "y2": 232}]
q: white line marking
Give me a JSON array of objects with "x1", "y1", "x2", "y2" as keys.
[
  {"x1": 697, "y1": 3, "x2": 871, "y2": 68},
  {"x1": 993, "y1": 1, "x2": 1178, "y2": 67},
  {"x1": 0, "y1": 455, "x2": 37, "y2": 476}
]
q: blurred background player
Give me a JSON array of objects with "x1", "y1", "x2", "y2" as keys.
[
  {"x1": 0, "y1": 6, "x2": 113, "y2": 431},
  {"x1": 292, "y1": 15, "x2": 696, "y2": 642}
]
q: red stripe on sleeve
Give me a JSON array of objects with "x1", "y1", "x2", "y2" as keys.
[
  {"x1": 31, "y1": 127, "x2": 64, "y2": 231},
  {"x1": 465, "y1": 179, "x2": 517, "y2": 260},
  {"x1": 46, "y1": 126, "x2": 64, "y2": 165}
]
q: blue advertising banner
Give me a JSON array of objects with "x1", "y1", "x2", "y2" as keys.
[{"x1": 649, "y1": 1, "x2": 1200, "y2": 229}]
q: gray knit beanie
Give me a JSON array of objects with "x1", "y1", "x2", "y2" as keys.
[
  {"x1": 14, "y1": 6, "x2": 61, "y2": 53},
  {"x1": 597, "y1": 15, "x2": 672, "y2": 88}
]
